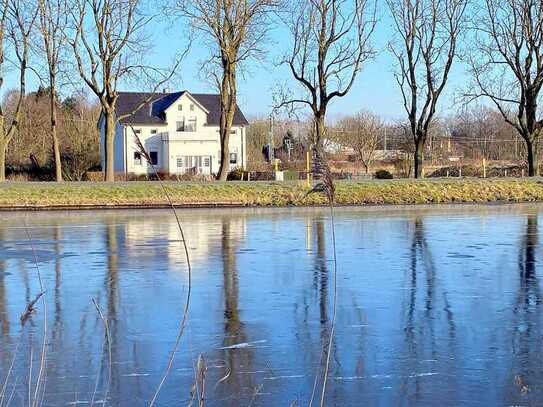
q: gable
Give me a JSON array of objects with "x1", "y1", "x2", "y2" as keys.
[
  {"x1": 115, "y1": 91, "x2": 249, "y2": 126},
  {"x1": 163, "y1": 92, "x2": 209, "y2": 119}
]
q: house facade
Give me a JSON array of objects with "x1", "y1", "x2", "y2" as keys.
[{"x1": 99, "y1": 91, "x2": 249, "y2": 176}]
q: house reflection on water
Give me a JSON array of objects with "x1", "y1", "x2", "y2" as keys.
[
  {"x1": 120, "y1": 213, "x2": 248, "y2": 269},
  {"x1": 1, "y1": 207, "x2": 543, "y2": 405}
]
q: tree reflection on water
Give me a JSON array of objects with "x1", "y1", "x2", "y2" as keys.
[{"x1": 0, "y1": 208, "x2": 543, "y2": 405}]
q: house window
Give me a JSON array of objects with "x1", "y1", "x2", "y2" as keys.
[
  {"x1": 151, "y1": 129, "x2": 157, "y2": 135},
  {"x1": 204, "y1": 157, "x2": 210, "y2": 167},
  {"x1": 186, "y1": 116, "x2": 197, "y2": 132},
  {"x1": 134, "y1": 152, "x2": 142, "y2": 166},
  {"x1": 230, "y1": 153, "x2": 237, "y2": 164},
  {"x1": 178, "y1": 105, "x2": 182, "y2": 111},
  {"x1": 149, "y1": 151, "x2": 158, "y2": 165},
  {"x1": 176, "y1": 120, "x2": 184, "y2": 132},
  {"x1": 176, "y1": 157, "x2": 183, "y2": 168},
  {"x1": 134, "y1": 129, "x2": 141, "y2": 135},
  {"x1": 230, "y1": 130, "x2": 236, "y2": 134},
  {"x1": 190, "y1": 104, "x2": 194, "y2": 111}
]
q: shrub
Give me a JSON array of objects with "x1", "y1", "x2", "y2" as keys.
[
  {"x1": 7, "y1": 173, "x2": 29, "y2": 182},
  {"x1": 375, "y1": 169, "x2": 393, "y2": 179},
  {"x1": 392, "y1": 158, "x2": 412, "y2": 178},
  {"x1": 227, "y1": 167, "x2": 250, "y2": 181},
  {"x1": 84, "y1": 171, "x2": 104, "y2": 182}
]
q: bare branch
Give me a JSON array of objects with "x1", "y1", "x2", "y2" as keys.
[
  {"x1": 466, "y1": 0, "x2": 543, "y2": 175},
  {"x1": 387, "y1": 0, "x2": 468, "y2": 178}
]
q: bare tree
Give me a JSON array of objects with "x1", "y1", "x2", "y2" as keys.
[
  {"x1": 37, "y1": 0, "x2": 68, "y2": 182},
  {"x1": 467, "y1": 0, "x2": 543, "y2": 176},
  {"x1": 0, "y1": 0, "x2": 36, "y2": 182},
  {"x1": 68, "y1": 0, "x2": 181, "y2": 182},
  {"x1": 332, "y1": 111, "x2": 383, "y2": 173},
  {"x1": 176, "y1": 0, "x2": 279, "y2": 181},
  {"x1": 452, "y1": 105, "x2": 522, "y2": 161},
  {"x1": 387, "y1": 0, "x2": 467, "y2": 178},
  {"x1": 278, "y1": 0, "x2": 376, "y2": 177}
]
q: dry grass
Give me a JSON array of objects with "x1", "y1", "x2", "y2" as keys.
[{"x1": 1, "y1": 179, "x2": 543, "y2": 208}]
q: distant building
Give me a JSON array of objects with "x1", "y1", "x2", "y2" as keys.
[
  {"x1": 98, "y1": 91, "x2": 249, "y2": 176},
  {"x1": 265, "y1": 132, "x2": 307, "y2": 162}
]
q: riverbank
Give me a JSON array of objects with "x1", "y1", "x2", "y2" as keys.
[{"x1": 1, "y1": 179, "x2": 543, "y2": 210}]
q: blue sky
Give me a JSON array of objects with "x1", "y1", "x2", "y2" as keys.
[
  {"x1": 150, "y1": 7, "x2": 469, "y2": 123},
  {"x1": 9, "y1": 5, "x2": 469, "y2": 124}
]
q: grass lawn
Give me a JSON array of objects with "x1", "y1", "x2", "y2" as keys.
[{"x1": 1, "y1": 178, "x2": 543, "y2": 209}]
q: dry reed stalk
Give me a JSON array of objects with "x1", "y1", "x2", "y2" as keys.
[
  {"x1": 90, "y1": 298, "x2": 112, "y2": 407},
  {"x1": 5, "y1": 377, "x2": 18, "y2": 406},
  {"x1": 247, "y1": 384, "x2": 263, "y2": 407},
  {"x1": 0, "y1": 291, "x2": 43, "y2": 407},
  {"x1": 213, "y1": 365, "x2": 231, "y2": 393},
  {"x1": 320, "y1": 205, "x2": 337, "y2": 407},
  {"x1": 196, "y1": 355, "x2": 206, "y2": 407},
  {"x1": 188, "y1": 354, "x2": 207, "y2": 407},
  {"x1": 28, "y1": 346, "x2": 32, "y2": 407},
  {"x1": 302, "y1": 150, "x2": 337, "y2": 407},
  {"x1": 23, "y1": 224, "x2": 48, "y2": 407},
  {"x1": 20, "y1": 292, "x2": 44, "y2": 326},
  {"x1": 130, "y1": 130, "x2": 193, "y2": 407},
  {"x1": 0, "y1": 336, "x2": 22, "y2": 407},
  {"x1": 308, "y1": 340, "x2": 325, "y2": 407},
  {"x1": 1, "y1": 292, "x2": 45, "y2": 407}
]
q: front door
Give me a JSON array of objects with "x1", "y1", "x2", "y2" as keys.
[{"x1": 200, "y1": 156, "x2": 211, "y2": 175}]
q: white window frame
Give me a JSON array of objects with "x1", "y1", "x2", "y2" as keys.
[
  {"x1": 186, "y1": 116, "x2": 197, "y2": 132},
  {"x1": 134, "y1": 151, "x2": 142, "y2": 166}
]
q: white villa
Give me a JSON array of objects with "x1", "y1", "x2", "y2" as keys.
[{"x1": 99, "y1": 91, "x2": 249, "y2": 176}]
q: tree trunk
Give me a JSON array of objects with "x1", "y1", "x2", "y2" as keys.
[
  {"x1": 217, "y1": 118, "x2": 230, "y2": 181},
  {"x1": 0, "y1": 138, "x2": 6, "y2": 182},
  {"x1": 414, "y1": 135, "x2": 425, "y2": 179},
  {"x1": 50, "y1": 91, "x2": 62, "y2": 182},
  {"x1": 526, "y1": 138, "x2": 540, "y2": 177},
  {"x1": 217, "y1": 64, "x2": 237, "y2": 181},
  {"x1": 104, "y1": 109, "x2": 115, "y2": 182},
  {"x1": 312, "y1": 115, "x2": 327, "y2": 178},
  {"x1": 0, "y1": 115, "x2": 5, "y2": 182}
]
